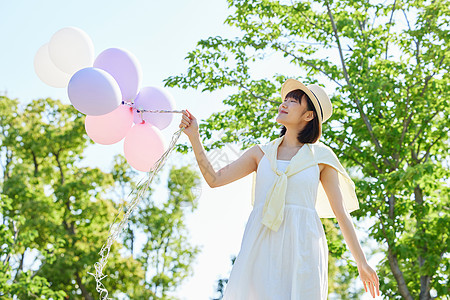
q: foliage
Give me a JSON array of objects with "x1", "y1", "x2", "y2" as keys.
[
  {"x1": 124, "y1": 165, "x2": 203, "y2": 299},
  {"x1": 0, "y1": 96, "x2": 201, "y2": 299}
]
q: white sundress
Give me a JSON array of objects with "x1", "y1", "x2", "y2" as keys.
[{"x1": 222, "y1": 154, "x2": 328, "y2": 300}]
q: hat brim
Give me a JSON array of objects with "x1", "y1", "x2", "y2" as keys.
[{"x1": 281, "y1": 79, "x2": 323, "y2": 139}]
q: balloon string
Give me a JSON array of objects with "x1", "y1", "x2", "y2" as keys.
[
  {"x1": 88, "y1": 126, "x2": 186, "y2": 300},
  {"x1": 121, "y1": 100, "x2": 184, "y2": 114}
]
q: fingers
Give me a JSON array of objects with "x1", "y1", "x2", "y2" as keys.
[
  {"x1": 374, "y1": 274, "x2": 380, "y2": 296},
  {"x1": 368, "y1": 281, "x2": 375, "y2": 298},
  {"x1": 179, "y1": 110, "x2": 192, "y2": 129},
  {"x1": 363, "y1": 280, "x2": 379, "y2": 298},
  {"x1": 182, "y1": 109, "x2": 192, "y2": 119},
  {"x1": 364, "y1": 280, "x2": 378, "y2": 298},
  {"x1": 179, "y1": 119, "x2": 190, "y2": 128},
  {"x1": 186, "y1": 109, "x2": 193, "y2": 119},
  {"x1": 361, "y1": 265, "x2": 380, "y2": 298}
]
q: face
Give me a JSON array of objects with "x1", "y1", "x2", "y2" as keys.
[{"x1": 276, "y1": 94, "x2": 314, "y2": 128}]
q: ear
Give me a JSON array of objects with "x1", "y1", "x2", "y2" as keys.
[{"x1": 304, "y1": 110, "x2": 315, "y2": 122}]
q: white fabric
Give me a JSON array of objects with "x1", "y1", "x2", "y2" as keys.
[
  {"x1": 251, "y1": 136, "x2": 360, "y2": 222},
  {"x1": 223, "y1": 157, "x2": 328, "y2": 299}
]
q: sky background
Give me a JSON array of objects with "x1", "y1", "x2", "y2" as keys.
[{"x1": 1, "y1": 0, "x2": 381, "y2": 299}]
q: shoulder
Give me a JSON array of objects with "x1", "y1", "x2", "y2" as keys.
[
  {"x1": 248, "y1": 144, "x2": 264, "y2": 156},
  {"x1": 248, "y1": 137, "x2": 279, "y2": 165},
  {"x1": 244, "y1": 144, "x2": 264, "y2": 167},
  {"x1": 308, "y1": 141, "x2": 337, "y2": 158},
  {"x1": 309, "y1": 142, "x2": 339, "y2": 173},
  {"x1": 259, "y1": 136, "x2": 282, "y2": 152}
]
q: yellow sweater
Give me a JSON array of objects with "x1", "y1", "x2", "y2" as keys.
[{"x1": 251, "y1": 135, "x2": 360, "y2": 232}]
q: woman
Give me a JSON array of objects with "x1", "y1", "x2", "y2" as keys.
[{"x1": 179, "y1": 78, "x2": 380, "y2": 299}]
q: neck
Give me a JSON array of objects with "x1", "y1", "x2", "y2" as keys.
[{"x1": 281, "y1": 129, "x2": 304, "y2": 148}]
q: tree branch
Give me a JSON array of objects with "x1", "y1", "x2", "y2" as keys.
[
  {"x1": 419, "y1": 55, "x2": 445, "y2": 98},
  {"x1": 325, "y1": 0, "x2": 392, "y2": 167},
  {"x1": 414, "y1": 185, "x2": 433, "y2": 300},
  {"x1": 419, "y1": 133, "x2": 445, "y2": 163},
  {"x1": 402, "y1": 9, "x2": 412, "y2": 32},
  {"x1": 325, "y1": 1, "x2": 351, "y2": 86},
  {"x1": 230, "y1": 79, "x2": 280, "y2": 104},
  {"x1": 409, "y1": 111, "x2": 439, "y2": 149},
  {"x1": 399, "y1": 85, "x2": 413, "y2": 149},
  {"x1": 75, "y1": 272, "x2": 94, "y2": 300},
  {"x1": 272, "y1": 43, "x2": 344, "y2": 87},
  {"x1": 13, "y1": 249, "x2": 26, "y2": 283},
  {"x1": 0, "y1": 146, "x2": 12, "y2": 180},
  {"x1": 30, "y1": 149, "x2": 39, "y2": 177},
  {"x1": 385, "y1": 0, "x2": 397, "y2": 60},
  {"x1": 290, "y1": 0, "x2": 330, "y2": 37},
  {"x1": 387, "y1": 242, "x2": 414, "y2": 300},
  {"x1": 365, "y1": 193, "x2": 413, "y2": 299},
  {"x1": 3, "y1": 220, "x2": 18, "y2": 273},
  {"x1": 334, "y1": 136, "x2": 381, "y2": 174},
  {"x1": 409, "y1": 109, "x2": 441, "y2": 164},
  {"x1": 53, "y1": 150, "x2": 65, "y2": 185}
]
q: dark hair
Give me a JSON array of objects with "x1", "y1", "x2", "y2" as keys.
[{"x1": 279, "y1": 89, "x2": 320, "y2": 143}]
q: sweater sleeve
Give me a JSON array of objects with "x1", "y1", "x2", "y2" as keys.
[{"x1": 312, "y1": 142, "x2": 360, "y2": 218}]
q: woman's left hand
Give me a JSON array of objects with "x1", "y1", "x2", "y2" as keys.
[{"x1": 357, "y1": 261, "x2": 380, "y2": 298}]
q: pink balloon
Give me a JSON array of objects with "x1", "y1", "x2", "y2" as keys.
[
  {"x1": 123, "y1": 123, "x2": 167, "y2": 172},
  {"x1": 85, "y1": 104, "x2": 133, "y2": 145}
]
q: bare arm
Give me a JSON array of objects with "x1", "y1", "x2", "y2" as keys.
[
  {"x1": 189, "y1": 133, "x2": 258, "y2": 188},
  {"x1": 320, "y1": 164, "x2": 367, "y2": 264},
  {"x1": 320, "y1": 164, "x2": 380, "y2": 297},
  {"x1": 180, "y1": 109, "x2": 259, "y2": 188}
]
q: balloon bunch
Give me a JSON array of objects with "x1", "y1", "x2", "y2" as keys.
[
  {"x1": 35, "y1": 27, "x2": 188, "y2": 299},
  {"x1": 34, "y1": 26, "x2": 182, "y2": 172}
]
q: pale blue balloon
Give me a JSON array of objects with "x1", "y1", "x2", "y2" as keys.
[{"x1": 67, "y1": 67, "x2": 122, "y2": 116}]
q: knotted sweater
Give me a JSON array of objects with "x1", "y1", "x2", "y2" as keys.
[{"x1": 251, "y1": 136, "x2": 360, "y2": 232}]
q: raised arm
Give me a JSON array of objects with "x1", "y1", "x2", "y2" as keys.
[
  {"x1": 190, "y1": 135, "x2": 258, "y2": 188},
  {"x1": 180, "y1": 109, "x2": 258, "y2": 188},
  {"x1": 320, "y1": 164, "x2": 380, "y2": 298}
]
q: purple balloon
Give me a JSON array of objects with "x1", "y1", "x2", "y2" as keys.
[
  {"x1": 68, "y1": 67, "x2": 122, "y2": 116},
  {"x1": 132, "y1": 86, "x2": 175, "y2": 130},
  {"x1": 93, "y1": 48, "x2": 142, "y2": 102}
]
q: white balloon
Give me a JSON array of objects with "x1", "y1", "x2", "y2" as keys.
[
  {"x1": 34, "y1": 43, "x2": 71, "y2": 88},
  {"x1": 48, "y1": 27, "x2": 94, "y2": 74}
]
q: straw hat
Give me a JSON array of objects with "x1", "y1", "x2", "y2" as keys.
[{"x1": 281, "y1": 79, "x2": 333, "y2": 138}]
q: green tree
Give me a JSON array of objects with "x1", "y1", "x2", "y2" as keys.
[
  {"x1": 124, "y1": 165, "x2": 203, "y2": 299},
  {"x1": 0, "y1": 194, "x2": 67, "y2": 299},
  {"x1": 165, "y1": 0, "x2": 450, "y2": 299},
  {"x1": 324, "y1": 218, "x2": 366, "y2": 299},
  {"x1": 0, "y1": 96, "x2": 202, "y2": 299},
  {"x1": 0, "y1": 96, "x2": 145, "y2": 299}
]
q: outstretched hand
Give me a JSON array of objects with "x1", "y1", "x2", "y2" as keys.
[
  {"x1": 179, "y1": 109, "x2": 199, "y2": 139},
  {"x1": 358, "y1": 262, "x2": 380, "y2": 298}
]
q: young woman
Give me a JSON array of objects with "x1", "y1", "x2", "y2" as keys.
[{"x1": 179, "y1": 79, "x2": 380, "y2": 299}]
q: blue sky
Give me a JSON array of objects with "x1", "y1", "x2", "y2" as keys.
[{"x1": 1, "y1": 1, "x2": 380, "y2": 299}]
